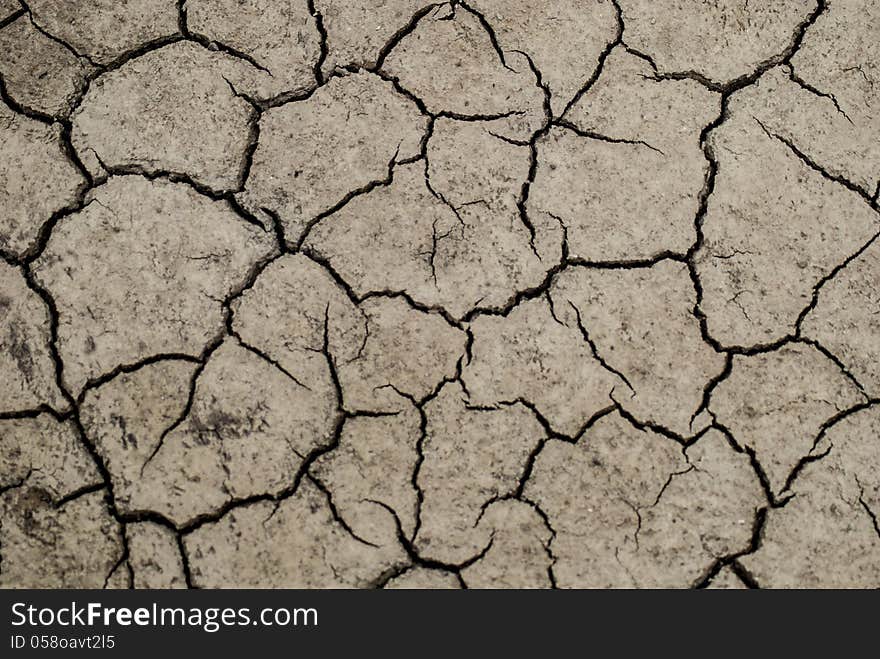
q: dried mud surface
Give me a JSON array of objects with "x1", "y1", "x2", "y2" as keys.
[{"x1": 1, "y1": 0, "x2": 879, "y2": 589}]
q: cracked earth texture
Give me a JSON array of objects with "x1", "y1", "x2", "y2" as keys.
[{"x1": 1, "y1": 0, "x2": 879, "y2": 590}]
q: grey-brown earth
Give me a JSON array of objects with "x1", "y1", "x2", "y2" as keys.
[{"x1": 1, "y1": 0, "x2": 879, "y2": 589}]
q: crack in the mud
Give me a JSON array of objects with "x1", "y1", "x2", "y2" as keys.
[{"x1": 754, "y1": 116, "x2": 876, "y2": 203}]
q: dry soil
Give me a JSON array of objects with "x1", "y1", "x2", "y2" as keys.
[{"x1": 1, "y1": 0, "x2": 879, "y2": 589}]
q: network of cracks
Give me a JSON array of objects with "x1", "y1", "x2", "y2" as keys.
[{"x1": 1, "y1": 0, "x2": 879, "y2": 588}]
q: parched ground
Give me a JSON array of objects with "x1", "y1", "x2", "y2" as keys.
[{"x1": 1, "y1": 0, "x2": 879, "y2": 589}]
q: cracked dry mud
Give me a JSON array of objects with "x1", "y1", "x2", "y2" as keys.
[{"x1": 1, "y1": 1, "x2": 879, "y2": 591}]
